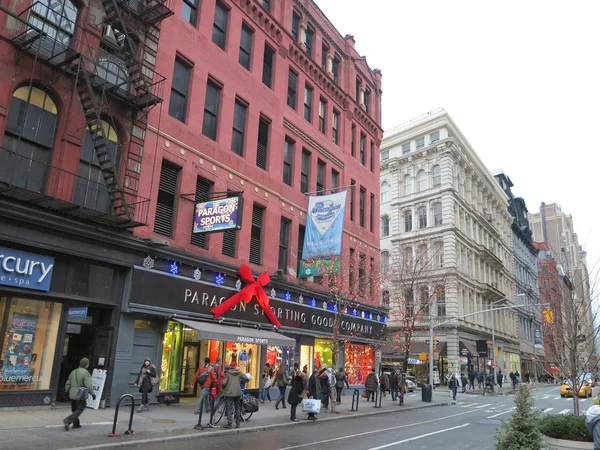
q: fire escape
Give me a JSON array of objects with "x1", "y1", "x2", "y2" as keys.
[{"x1": 0, "y1": 0, "x2": 173, "y2": 228}]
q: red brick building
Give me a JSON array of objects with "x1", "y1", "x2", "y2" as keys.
[{"x1": 0, "y1": 0, "x2": 385, "y2": 406}]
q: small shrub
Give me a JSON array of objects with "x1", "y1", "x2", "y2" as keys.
[
  {"x1": 495, "y1": 384, "x2": 542, "y2": 450},
  {"x1": 538, "y1": 414, "x2": 592, "y2": 442}
]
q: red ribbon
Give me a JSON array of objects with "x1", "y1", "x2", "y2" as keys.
[{"x1": 210, "y1": 264, "x2": 281, "y2": 328}]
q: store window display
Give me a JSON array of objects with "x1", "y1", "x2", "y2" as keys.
[
  {"x1": 0, "y1": 297, "x2": 61, "y2": 391},
  {"x1": 344, "y1": 343, "x2": 374, "y2": 385},
  {"x1": 225, "y1": 342, "x2": 260, "y2": 389},
  {"x1": 266, "y1": 346, "x2": 293, "y2": 372},
  {"x1": 314, "y1": 339, "x2": 333, "y2": 370},
  {"x1": 160, "y1": 321, "x2": 184, "y2": 392},
  {"x1": 300, "y1": 345, "x2": 314, "y2": 373}
]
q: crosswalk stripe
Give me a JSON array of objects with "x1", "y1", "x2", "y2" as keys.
[
  {"x1": 472, "y1": 404, "x2": 493, "y2": 408},
  {"x1": 543, "y1": 408, "x2": 554, "y2": 413},
  {"x1": 581, "y1": 399, "x2": 587, "y2": 402},
  {"x1": 487, "y1": 408, "x2": 515, "y2": 418},
  {"x1": 560, "y1": 409, "x2": 571, "y2": 415},
  {"x1": 543, "y1": 395, "x2": 551, "y2": 399}
]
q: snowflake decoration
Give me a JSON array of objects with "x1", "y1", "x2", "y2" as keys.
[
  {"x1": 368, "y1": 312, "x2": 373, "y2": 320},
  {"x1": 310, "y1": 298, "x2": 316, "y2": 308},
  {"x1": 193, "y1": 268, "x2": 202, "y2": 281},
  {"x1": 342, "y1": 307, "x2": 348, "y2": 315},
  {"x1": 143, "y1": 256, "x2": 155, "y2": 269},
  {"x1": 305, "y1": 268, "x2": 312, "y2": 275},
  {"x1": 299, "y1": 295, "x2": 304, "y2": 304},
  {"x1": 382, "y1": 316, "x2": 386, "y2": 324},
  {"x1": 322, "y1": 302, "x2": 328, "y2": 310},
  {"x1": 271, "y1": 288, "x2": 277, "y2": 298},
  {"x1": 352, "y1": 309, "x2": 357, "y2": 317},
  {"x1": 361, "y1": 311, "x2": 365, "y2": 318},
  {"x1": 333, "y1": 304, "x2": 338, "y2": 313},
  {"x1": 376, "y1": 315, "x2": 380, "y2": 321},
  {"x1": 204, "y1": 223, "x2": 214, "y2": 231},
  {"x1": 169, "y1": 262, "x2": 178, "y2": 276},
  {"x1": 235, "y1": 279, "x2": 242, "y2": 290},
  {"x1": 284, "y1": 291, "x2": 291, "y2": 302},
  {"x1": 215, "y1": 273, "x2": 225, "y2": 286}
]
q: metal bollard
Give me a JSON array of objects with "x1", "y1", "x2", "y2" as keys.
[
  {"x1": 350, "y1": 389, "x2": 360, "y2": 412},
  {"x1": 374, "y1": 389, "x2": 382, "y2": 409},
  {"x1": 193, "y1": 392, "x2": 215, "y2": 430},
  {"x1": 108, "y1": 394, "x2": 135, "y2": 437}
]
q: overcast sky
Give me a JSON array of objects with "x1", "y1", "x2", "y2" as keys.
[{"x1": 318, "y1": 0, "x2": 600, "y2": 277}]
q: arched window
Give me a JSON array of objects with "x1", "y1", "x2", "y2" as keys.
[
  {"x1": 433, "y1": 241, "x2": 444, "y2": 268},
  {"x1": 30, "y1": 0, "x2": 77, "y2": 51},
  {"x1": 380, "y1": 181, "x2": 390, "y2": 203},
  {"x1": 418, "y1": 244, "x2": 428, "y2": 266},
  {"x1": 74, "y1": 120, "x2": 121, "y2": 212},
  {"x1": 432, "y1": 165, "x2": 441, "y2": 187},
  {"x1": 404, "y1": 210, "x2": 413, "y2": 232},
  {"x1": 417, "y1": 169, "x2": 427, "y2": 192},
  {"x1": 403, "y1": 246, "x2": 413, "y2": 269},
  {"x1": 381, "y1": 251, "x2": 390, "y2": 271},
  {"x1": 418, "y1": 206, "x2": 427, "y2": 229},
  {"x1": 404, "y1": 174, "x2": 412, "y2": 195},
  {"x1": 433, "y1": 202, "x2": 443, "y2": 226},
  {"x1": 381, "y1": 215, "x2": 390, "y2": 237},
  {"x1": 436, "y1": 285, "x2": 446, "y2": 316},
  {"x1": 420, "y1": 285, "x2": 430, "y2": 315},
  {"x1": 1, "y1": 86, "x2": 58, "y2": 192}
]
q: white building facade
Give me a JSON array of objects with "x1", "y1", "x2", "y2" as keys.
[{"x1": 380, "y1": 109, "x2": 520, "y2": 381}]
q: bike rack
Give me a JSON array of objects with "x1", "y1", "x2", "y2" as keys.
[
  {"x1": 350, "y1": 389, "x2": 360, "y2": 412},
  {"x1": 374, "y1": 389, "x2": 382, "y2": 409},
  {"x1": 193, "y1": 392, "x2": 215, "y2": 431},
  {"x1": 108, "y1": 394, "x2": 135, "y2": 437}
]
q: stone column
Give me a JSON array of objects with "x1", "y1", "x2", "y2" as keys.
[
  {"x1": 359, "y1": 87, "x2": 365, "y2": 108},
  {"x1": 298, "y1": 22, "x2": 307, "y2": 50},
  {"x1": 326, "y1": 53, "x2": 334, "y2": 78}
]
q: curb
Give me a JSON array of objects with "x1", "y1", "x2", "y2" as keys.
[{"x1": 62, "y1": 402, "x2": 449, "y2": 450}]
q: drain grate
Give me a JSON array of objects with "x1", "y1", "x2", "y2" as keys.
[{"x1": 152, "y1": 419, "x2": 177, "y2": 423}]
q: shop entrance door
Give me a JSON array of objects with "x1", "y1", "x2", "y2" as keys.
[{"x1": 181, "y1": 343, "x2": 199, "y2": 396}]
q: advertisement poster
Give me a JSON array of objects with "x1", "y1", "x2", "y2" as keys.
[
  {"x1": 534, "y1": 328, "x2": 543, "y2": 348},
  {"x1": 86, "y1": 369, "x2": 107, "y2": 409},
  {"x1": 302, "y1": 191, "x2": 347, "y2": 260},
  {"x1": 2, "y1": 313, "x2": 38, "y2": 383},
  {"x1": 193, "y1": 196, "x2": 243, "y2": 234}
]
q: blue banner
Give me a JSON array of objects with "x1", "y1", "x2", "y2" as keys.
[
  {"x1": 302, "y1": 191, "x2": 347, "y2": 260},
  {"x1": 0, "y1": 247, "x2": 55, "y2": 292}
]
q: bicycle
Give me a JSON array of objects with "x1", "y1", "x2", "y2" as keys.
[
  {"x1": 483, "y1": 380, "x2": 499, "y2": 395},
  {"x1": 213, "y1": 387, "x2": 254, "y2": 424}
]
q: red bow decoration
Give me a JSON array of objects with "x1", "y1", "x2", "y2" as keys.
[{"x1": 210, "y1": 264, "x2": 281, "y2": 328}]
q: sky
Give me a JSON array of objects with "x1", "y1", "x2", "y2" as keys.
[{"x1": 317, "y1": 0, "x2": 600, "y2": 277}]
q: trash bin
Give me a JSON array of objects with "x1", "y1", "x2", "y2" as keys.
[{"x1": 422, "y1": 384, "x2": 432, "y2": 403}]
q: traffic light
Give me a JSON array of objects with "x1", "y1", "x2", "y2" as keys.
[
  {"x1": 543, "y1": 309, "x2": 554, "y2": 324},
  {"x1": 495, "y1": 347, "x2": 499, "y2": 357}
]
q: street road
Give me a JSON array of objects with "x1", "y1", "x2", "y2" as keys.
[{"x1": 129, "y1": 385, "x2": 591, "y2": 450}]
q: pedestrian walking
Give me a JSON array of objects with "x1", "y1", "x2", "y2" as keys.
[
  {"x1": 468, "y1": 368, "x2": 476, "y2": 390},
  {"x1": 477, "y1": 371, "x2": 484, "y2": 389},
  {"x1": 335, "y1": 368, "x2": 350, "y2": 404},
  {"x1": 365, "y1": 368, "x2": 378, "y2": 402},
  {"x1": 274, "y1": 365, "x2": 290, "y2": 410},
  {"x1": 63, "y1": 358, "x2": 94, "y2": 431},
  {"x1": 514, "y1": 371, "x2": 521, "y2": 388},
  {"x1": 192, "y1": 357, "x2": 216, "y2": 425},
  {"x1": 460, "y1": 373, "x2": 468, "y2": 393},
  {"x1": 260, "y1": 363, "x2": 273, "y2": 403},
  {"x1": 221, "y1": 362, "x2": 243, "y2": 429},
  {"x1": 288, "y1": 374, "x2": 304, "y2": 422},
  {"x1": 319, "y1": 367, "x2": 330, "y2": 409},
  {"x1": 291, "y1": 362, "x2": 300, "y2": 378},
  {"x1": 509, "y1": 371, "x2": 516, "y2": 389},
  {"x1": 497, "y1": 370, "x2": 504, "y2": 389},
  {"x1": 389, "y1": 370, "x2": 399, "y2": 401},
  {"x1": 380, "y1": 371, "x2": 390, "y2": 398},
  {"x1": 301, "y1": 365, "x2": 309, "y2": 396},
  {"x1": 135, "y1": 358, "x2": 157, "y2": 412},
  {"x1": 448, "y1": 374, "x2": 458, "y2": 402},
  {"x1": 212, "y1": 357, "x2": 224, "y2": 410},
  {"x1": 307, "y1": 368, "x2": 321, "y2": 421},
  {"x1": 398, "y1": 372, "x2": 406, "y2": 406}
]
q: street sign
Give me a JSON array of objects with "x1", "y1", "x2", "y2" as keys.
[{"x1": 425, "y1": 339, "x2": 440, "y2": 345}]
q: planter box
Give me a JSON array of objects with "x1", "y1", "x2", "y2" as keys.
[{"x1": 543, "y1": 435, "x2": 594, "y2": 450}]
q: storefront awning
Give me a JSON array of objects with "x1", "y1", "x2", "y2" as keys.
[{"x1": 176, "y1": 319, "x2": 296, "y2": 348}]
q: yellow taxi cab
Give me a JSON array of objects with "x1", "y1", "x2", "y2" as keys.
[{"x1": 560, "y1": 380, "x2": 593, "y2": 398}]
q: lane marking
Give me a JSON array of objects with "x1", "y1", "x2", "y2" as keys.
[
  {"x1": 543, "y1": 408, "x2": 554, "y2": 413},
  {"x1": 560, "y1": 409, "x2": 571, "y2": 415},
  {"x1": 275, "y1": 410, "x2": 479, "y2": 450},
  {"x1": 364, "y1": 423, "x2": 471, "y2": 450},
  {"x1": 487, "y1": 408, "x2": 516, "y2": 418},
  {"x1": 472, "y1": 404, "x2": 493, "y2": 409}
]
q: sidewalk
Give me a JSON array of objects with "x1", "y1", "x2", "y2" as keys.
[{"x1": 0, "y1": 392, "x2": 448, "y2": 450}]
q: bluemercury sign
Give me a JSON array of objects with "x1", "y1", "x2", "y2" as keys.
[
  {"x1": 302, "y1": 192, "x2": 347, "y2": 259},
  {"x1": 128, "y1": 267, "x2": 385, "y2": 341},
  {"x1": 0, "y1": 247, "x2": 55, "y2": 291},
  {"x1": 193, "y1": 196, "x2": 243, "y2": 234},
  {"x1": 68, "y1": 307, "x2": 88, "y2": 321}
]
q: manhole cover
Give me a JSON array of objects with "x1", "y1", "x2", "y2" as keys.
[{"x1": 152, "y1": 419, "x2": 177, "y2": 423}]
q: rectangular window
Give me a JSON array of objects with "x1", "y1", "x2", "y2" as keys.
[
  {"x1": 316, "y1": 160, "x2": 326, "y2": 194},
  {"x1": 291, "y1": 11, "x2": 300, "y2": 42},
  {"x1": 239, "y1": 23, "x2": 253, "y2": 70},
  {"x1": 356, "y1": 78, "x2": 361, "y2": 104},
  {"x1": 154, "y1": 160, "x2": 180, "y2": 237},
  {"x1": 364, "y1": 89, "x2": 370, "y2": 114},
  {"x1": 168, "y1": 58, "x2": 191, "y2": 123},
  {"x1": 221, "y1": 191, "x2": 237, "y2": 257},
  {"x1": 370, "y1": 257, "x2": 375, "y2": 298},
  {"x1": 297, "y1": 224, "x2": 305, "y2": 275},
  {"x1": 332, "y1": 57, "x2": 340, "y2": 83},
  {"x1": 358, "y1": 254, "x2": 366, "y2": 296},
  {"x1": 304, "y1": 84, "x2": 313, "y2": 122},
  {"x1": 381, "y1": 150, "x2": 389, "y2": 161},
  {"x1": 287, "y1": 69, "x2": 298, "y2": 109},
  {"x1": 321, "y1": 43, "x2": 328, "y2": 71},
  {"x1": 305, "y1": 27, "x2": 314, "y2": 57},
  {"x1": 262, "y1": 0, "x2": 270, "y2": 12},
  {"x1": 430, "y1": 131, "x2": 440, "y2": 143},
  {"x1": 249, "y1": 204, "x2": 264, "y2": 265},
  {"x1": 370, "y1": 193, "x2": 375, "y2": 232},
  {"x1": 351, "y1": 124, "x2": 356, "y2": 157},
  {"x1": 231, "y1": 100, "x2": 247, "y2": 156},
  {"x1": 202, "y1": 80, "x2": 221, "y2": 141},
  {"x1": 301, "y1": 150, "x2": 310, "y2": 194},
  {"x1": 402, "y1": 142, "x2": 411, "y2": 154},
  {"x1": 212, "y1": 2, "x2": 229, "y2": 50},
  {"x1": 262, "y1": 44, "x2": 275, "y2": 88},
  {"x1": 359, "y1": 187, "x2": 366, "y2": 227},
  {"x1": 332, "y1": 110, "x2": 339, "y2": 145},
  {"x1": 278, "y1": 218, "x2": 291, "y2": 273},
  {"x1": 370, "y1": 141, "x2": 374, "y2": 172},
  {"x1": 359, "y1": 133, "x2": 366, "y2": 165},
  {"x1": 350, "y1": 179, "x2": 356, "y2": 221},
  {"x1": 318, "y1": 98, "x2": 327, "y2": 133},
  {"x1": 190, "y1": 177, "x2": 212, "y2": 248},
  {"x1": 181, "y1": 0, "x2": 198, "y2": 26},
  {"x1": 331, "y1": 169, "x2": 339, "y2": 192},
  {"x1": 416, "y1": 136, "x2": 425, "y2": 149},
  {"x1": 349, "y1": 248, "x2": 355, "y2": 292},
  {"x1": 256, "y1": 116, "x2": 270, "y2": 170},
  {"x1": 283, "y1": 137, "x2": 294, "y2": 186}
]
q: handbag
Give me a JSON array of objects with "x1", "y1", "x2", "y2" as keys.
[
  {"x1": 362, "y1": 390, "x2": 369, "y2": 399},
  {"x1": 242, "y1": 395, "x2": 259, "y2": 413},
  {"x1": 75, "y1": 370, "x2": 89, "y2": 400},
  {"x1": 151, "y1": 373, "x2": 160, "y2": 386},
  {"x1": 302, "y1": 398, "x2": 321, "y2": 414},
  {"x1": 264, "y1": 376, "x2": 272, "y2": 389}
]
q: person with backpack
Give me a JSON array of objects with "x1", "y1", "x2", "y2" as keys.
[
  {"x1": 221, "y1": 362, "x2": 244, "y2": 429},
  {"x1": 193, "y1": 357, "x2": 216, "y2": 424},
  {"x1": 63, "y1": 358, "x2": 94, "y2": 431},
  {"x1": 448, "y1": 374, "x2": 458, "y2": 402},
  {"x1": 135, "y1": 358, "x2": 157, "y2": 413},
  {"x1": 335, "y1": 368, "x2": 350, "y2": 404}
]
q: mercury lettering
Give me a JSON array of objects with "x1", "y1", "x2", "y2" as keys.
[{"x1": 0, "y1": 254, "x2": 53, "y2": 283}]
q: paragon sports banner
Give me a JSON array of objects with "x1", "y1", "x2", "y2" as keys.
[
  {"x1": 193, "y1": 196, "x2": 244, "y2": 234},
  {"x1": 302, "y1": 192, "x2": 347, "y2": 260}
]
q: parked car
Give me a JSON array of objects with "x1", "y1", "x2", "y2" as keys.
[
  {"x1": 406, "y1": 379, "x2": 416, "y2": 392},
  {"x1": 581, "y1": 373, "x2": 596, "y2": 387},
  {"x1": 560, "y1": 380, "x2": 592, "y2": 398}
]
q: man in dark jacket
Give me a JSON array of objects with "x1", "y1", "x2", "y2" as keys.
[
  {"x1": 389, "y1": 370, "x2": 399, "y2": 401},
  {"x1": 448, "y1": 374, "x2": 458, "y2": 402},
  {"x1": 460, "y1": 373, "x2": 468, "y2": 393},
  {"x1": 365, "y1": 368, "x2": 378, "y2": 402},
  {"x1": 307, "y1": 369, "x2": 320, "y2": 421},
  {"x1": 335, "y1": 369, "x2": 350, "y2": 404},
  {"x1": 288, "y1": 375, "x2": 304, "y2": 422},
  {"x1": 497, "y1": 370, "x2": 504, "y2": 388},
  {"x1": 468, "y1": 368, "x2": 476, "y2": 390},
  {"x1": 221, "y1": 362, "x2": 244, "y2": 429},
  {"x1": 63, "y1": 358, "x2": 95, "y2": 431},
  {"x1": 318, "y1": 368, "x2": 330, "y2": 409}
]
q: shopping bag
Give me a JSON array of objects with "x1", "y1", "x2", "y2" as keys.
[
  {"x1": 448, "y1": 390, "x2": 453, "y2": 398},
  {"x1": 302, "y1": 398, "x2": 321, "y2": 414},
  {"x1": 362, "y1": 390, "x2": 369, "y2": 399}
]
